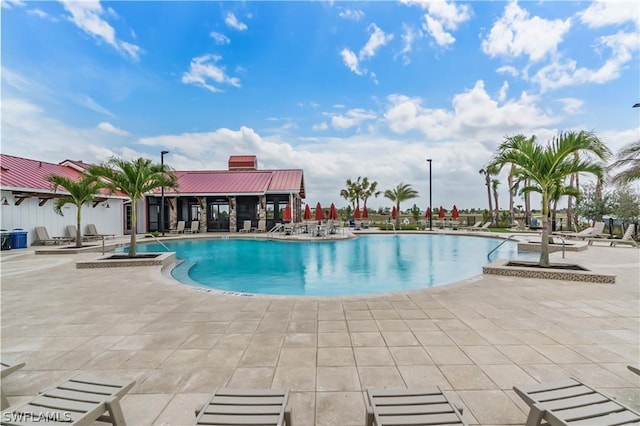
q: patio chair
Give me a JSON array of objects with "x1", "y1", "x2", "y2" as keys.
[
  {"x1": 255, "y1": 221, "x2": 266, "y2": 233},
  {"x1": 514, "y1": 377, "x2": 640, "y2": 426},
  {"x1": 588, "y1": 224, "x2": 638, "y2": 247},
  {"x1": 239, "y1": 220, "x2": 252, "y2": 233},
  {"x1": 66, "y1": 225, "x2": 97, "y2": 242},
  {"x1": 366, "y1": 387, "x2": 467, "y2": 426},
  {"x1": 1, "y1": 357, "x2": 25, "y2": 410},
  {"x1": 170, "y1": 220, "x2": 186, "y2": 234},
  {"x1": 195, "y1": 388, "x2": 291, "y2": 425},
  {"x1": 1, "y1": 373, "x2": 135, "y2": 426},
  {"x1": 34, "y1": 226, "x2": 73, "y2": 245},
  {"x1": 185, "y1": 221, "x2": 200, "y2": 234},
  {"x1": 470, "y1": 222, "x2": 491, "y2": 231},
  {"x1": 559, "y1": 221, "x2": 606, "y2": 240},
  {"x1": 283, "y1": 223, "x2": 294, "y2": 235},
  {"x1": 86, "y1": 224, "x2": 115, "y2": 239}
]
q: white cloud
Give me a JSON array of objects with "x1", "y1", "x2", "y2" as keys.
[
  {"x1": 312, "y1": 122, "x2": 329, "y2": 131},
  {"x1": 341, "y1": 23, "x2": 393, "y2": 77},
  {"x1": 75, "y1": 95, "x2": 115, "y2": 117},
  {"x1": 497, "y1": 81, "x2": 509, "y2": 103},
  {"x1": 97, "y1": 121, "x2": 129, "y2": 136},
  {"x1": 210, "y1": 31, "x2": 230, "y2": 45},
  {"x1": 339, "y1": 9, "x2": 364, "y2": 21},
  {"x1": 330, "y1": 108, "x2": 377, "y2": 130},
  {"x1": 556, "y1": 98, "x2": 583, "y2": 114},
  {"x1": 182, "y1": 54, "x2": 241, "y2": 93},
  {"x1": 423, "y1": 15, "x2": 455, "y2": 47},
  {"x1": 482, "y1": 1, "x2": 571, "y2": 62},
  {"x1": 396, "y1": 24, "x2": 421, "y2": 64},
  {"x1": 59, "y1": 0, "x2": 142, "y2": 61},
  {"x1": 578, "y1": 1, "x2": 640, "y2": 28},
  {"x1": 496, "y1": 65, "x2": 519, "y2": 77},
  {"x1": 225, "y1": 12, "x2": 247, "y2": 31},
  {"x1": 1, "y1": 0, "x2": 25, "y2": 9},
  {"x1": 27, "y1": 8, "x2": 55, "y2": 20},
  {"x1": 340, "y1": 48, "x2": 362, "y2": 75},
  {"x1": 532, "y1": 31, "x2": 638, "y2": 91},
  {"x1": 408, "y1": 0, "x2": 471, "y2": 47}
]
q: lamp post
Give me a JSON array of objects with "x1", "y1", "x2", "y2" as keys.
[
  {"x1": 426, "y1": 159, "x2": 432, "y2": 231},
  {"x1": 160, "y1": 150, "x2": 169, "y2": 236}
]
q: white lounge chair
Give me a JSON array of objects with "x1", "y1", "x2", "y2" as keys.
[
  {"x1": 170, "y1": 220, "x2": 186, "y2": 234},
  {"x1": 195, "y1": 388, "x2": 291, "y2": 425},
  {"x1": 366, "y1": 387, "x2": 467, "y2": 426},
  {"x1": 558, "y1": 221, "x2": 605, "y2": 240},
  {"x1": 255, "y1": 221, "x2": 266, "y2": 233},
  {"x1": 514, "y1": 377, "x2": 640, "y2": 426},
  {"x1": 239, "y1": 220, "x2": 252, "y2": 233},
  {"x1": 1, "y1": 357, "x2": 25, "y2": 410},
  {"x1": 185, "y1": 220, "x2": 200, "y2": 234},
  {"x1": 470, "y1": 221, "x2": 491, "y2": 231},
  {"x1": 2, "y1": 374, "x2": 135, "y2": 425},
  {"x1": 588, "y1": 223, "x2": 638, "y2": 247}
]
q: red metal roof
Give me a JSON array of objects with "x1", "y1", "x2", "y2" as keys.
[
  {"x1": 266, "y1": 170, "x2": 305, "y2": 197},
  {"x1": 0, "y1": 154, "x2": 122, "y2": 197},
  {"x1": 163, "y1": 171, "x2": 274, "y2": 195},
  {"x1": 228, "y1": 155, "x2": 257, "y2": 170}
]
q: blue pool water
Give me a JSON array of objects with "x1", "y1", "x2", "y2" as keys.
[{"x1": 124, "y1": 235, "x2": 536, "y2": 296}]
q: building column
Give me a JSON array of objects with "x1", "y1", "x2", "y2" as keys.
[
  {"x1": 258, "y1": 195, "x2": 266, "y2": 231},
  {"x1": 198, "y1": 197, "x2": 206, "y2": 233},
  {"x1": 169, "y1": 197, "x2": 178, "y2": 230},
  {"x1": 229, "y1": 196, "x2": 237, "y2": 232}
]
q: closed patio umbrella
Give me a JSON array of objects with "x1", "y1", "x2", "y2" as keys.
[
  {"x1": 451, "y1": 205, "x2": 459, "y2": 220},
  {"x1": 282, "y1": 204, "x2": 292, "y2": 222},
  {"x1": 391, "y1": 206, "x2": 397, "y2": 219},
  {"x1": 362, "y1": 207, "x2": 369, "y2": 219},
  {"x1": 303, "y1": 204, "x2": 312, "y2": 220},
  {"x1": 425, "y1": 207, "x2": 432, "y2": 218},
  {"x1": 315, "y1": 202, "x2": 325, "y2": 221},
  {"x1": 438, "y1": 206, "x2": 445, "y2": 219},
  {"x1": 354, "y1": 206, "x2": 361, "y2": 220},
  {"x1": 329, "y1": 203, "x2": 338, "y2": 220}
]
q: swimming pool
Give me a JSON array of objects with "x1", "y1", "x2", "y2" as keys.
[{"x1": 126, "y1": 235, "x2": 536, "y2": 296}]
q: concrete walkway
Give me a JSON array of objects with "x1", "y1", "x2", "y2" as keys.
[{"x1": 1, "y1": 234, "x2": 638, "y2": 425}]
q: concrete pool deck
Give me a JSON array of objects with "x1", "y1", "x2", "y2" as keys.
[{"x1": 1, "y1": 232, "x2": 638, "y2": 425}]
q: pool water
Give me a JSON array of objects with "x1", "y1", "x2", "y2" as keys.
[{"x1": 125, "y1": 235, "x2": 536, "y2": 296}]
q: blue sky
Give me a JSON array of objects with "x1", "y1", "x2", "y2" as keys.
[{"x1": 2, "y1": 0, "x2": 639, "y2": 210}]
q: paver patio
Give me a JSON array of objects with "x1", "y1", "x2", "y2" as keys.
[{"x1": 1, "y1": 234, "x2": 638, "y2": 425}]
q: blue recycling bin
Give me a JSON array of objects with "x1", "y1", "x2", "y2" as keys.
[{"x1": 11, "y1": 229, "x2": 28, "y2": 249}]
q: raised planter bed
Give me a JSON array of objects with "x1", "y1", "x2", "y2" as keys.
[
  {"x1": 76, "y1": 252, "x2": 175, "y2": 269},
  {"x1": 483, "y1": 258, "x2": 615, "y2": 283}
]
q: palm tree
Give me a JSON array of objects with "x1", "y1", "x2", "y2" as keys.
[
  {"x1": 493, "y1": 131, "x2": 610, "y2": 266},
  {"x1": 340, "y1": 177, "x2": 362, "y2": 210},
  {"x1": 508, "y1": 164, "x2": 515, "y2": 226},
  {"x1": 384, "y1": 183, "x2": 419, "y2": 229},
  {"x1": 46, "y1": 174, "x2": 106, "y2": 248},
  {"x1": 491, "y1": 178, "x2": 500, "y2": 225},
  {"x1": 479, "y1": 164, "x2": 498, "y2": 225},
  {"x1": 361, "y1": 177, "x2": 381, "y2": 212},
  {"x1": 88, "y1": 157, "x2": 178, "y2": 257},
  {"x1": 609, "y1": 140, "x2": 640, "y2": 185}
]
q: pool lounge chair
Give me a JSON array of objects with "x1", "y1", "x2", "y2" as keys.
[
  {"x1": 239, "y1": 220, "x2": 252, "y2": 233},
  {"x1": 1, "y1": 357, "x2": 25, "y2": 410},
  {"x1": 34, "y1": 226, "x2": 73, "y2": 245},
  {"x1": 2, "y1": 373, "x2": 135, "y2": 426},
  {"x1": 66, "y1": 225, "x2": 98, "y2": 242},
  {"x1": 195, "y1": 388, "x2": 291, "y2": 425},
  {"x1": 557, "y1": 221, "x2": 605, "y2": 240},
  {"x1": 588, "y1": 223, "x2": 637, "y2": 247},
  {"x1": 514, "y1": 377, "x2": 640, "y2": 426},
  {"x1": 366, "y1": 387, "x2": 467, "y2": 426},
  {"x1": 470, "y1": 221, "x2": 491, "y2": 231},
  {"x1": 86, "y1": 224, "x2": 115, "y2": 239},
  {"x1": 170, "y1": 220, "x2": 186, "y2": 234},
  {"x1": 185, "y1": 221, "x2": 200, "y2": 234},
  {"x1": 255, "y1": 221, "x2": 266, "y2": 233}
]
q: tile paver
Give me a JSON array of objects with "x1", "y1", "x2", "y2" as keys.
[{"x1": 1, "y1": 238, "x2": 638, "y2": 424}]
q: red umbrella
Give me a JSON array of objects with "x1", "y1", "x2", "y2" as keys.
[
  {"x1": 303, "y1": 204, "x2": 312, "y2": 220},
  {"x1": 282, "y1": 203, "x2": 292, "y2": 222},
  {"x1": 329, "y1": 203, "x2": 338, "y2": 220},
  {"x1": 391, "y1": 206, "x2": 397, "y2": 219},
  {"x1": 362, "y1": 207, "x2": 369, "y2": 219},
  {"x1": 354, "y1": 206, "x2": 361, "y2": 219},
  {"x1": 425, "y1": 207, "x2": 432, "y2": 218},
  {"x1": 438, "y1": 206, "x2": 445, "y2": 219},
  {"x1": 451, "y1": 205, "x2": 460, "y2": 220},
  {"x1": 315, "y1": 202, "x2": 325, "y2": 221}
]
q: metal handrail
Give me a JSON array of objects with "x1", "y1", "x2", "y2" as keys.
[
  {"x1": 145, "y1": 234, "x2": 171, "y2": 252},
  {"x1": 487, "y1": 235, "x2": 515, "y2": 261}
]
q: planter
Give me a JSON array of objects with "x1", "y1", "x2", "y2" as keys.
[
  {"x1": 483, "y1": 258, "x2": 615, "y2": 283},
  {"x1": 76, "y1": 252, "x2": 175, "y2": 269}
]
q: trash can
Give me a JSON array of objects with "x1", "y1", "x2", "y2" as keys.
[
  {"x1": 1, "y1": 229, "x2": 11, "y2": 250},
  {"x1": 11, "y1": 229, "x2": 28, "y2": 249}
]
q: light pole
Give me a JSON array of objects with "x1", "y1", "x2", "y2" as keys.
[
  {"x1": 160, "y1": 150, "x2": 169, "y2": 236},
  {"x1": 427, "y1": 159, "x2": 432, "y2": 231}
]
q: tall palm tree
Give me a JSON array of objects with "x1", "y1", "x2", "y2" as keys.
[
  {"x1": 361, "y1": 177, "x2": 381, "y2": 213},
  {"x1": 88, "y1": 157, "x2": 178, "y2": 257},
  {"x1": 479, "y1": 164, "x2": 498, "y2": 225},
  {"x1": 508, "y1": 164, "x2": 515, "y2": 226},
  {"x1": 340, "y1": 177, "x2": 363, "y2": 210},
  {"x1": 46, "y1": 174, "x2": 106, "y2": 248},
  {"x1": 609, "y1": 140, "x2": 640, "y2": 185},
  {"x1": 491, "y1": 178, "x2": 500, "y2": 225},
  {"x1": 384, "y1": 183, "x2": 419, "y2": 229},
  {"x1": 493, "y1": 131, "x2": 610, "y2": 266}
]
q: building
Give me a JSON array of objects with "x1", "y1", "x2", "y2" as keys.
[{"x1": 0, "y1": 154, "x2": 305, "y2": 246}]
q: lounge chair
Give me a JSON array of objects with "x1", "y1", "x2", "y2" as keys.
[
  {"x1": 195, "y1": 388, "x2": 291, "y2": 425},
  {"x1": 239, "y1": 220, "x2": 252, "y2": 233},
  {"x1": 366, "y1": 387, "x2": 467, "y2": 426},
  {"x1": 470, "y1": 221, "x2": 491, "y2": 231},
  {"x1": 558, "y1": 221, "x2": 606, "y2": 240},
  {"x1": 33, "y1": 226, "x2": 73, "y2": 245},
  {"x1": 255, "y1": 221, "x2": 266, "y2": 233},
  {"x1": 514, "y1": 377, "x2": 640, "y2": 426},
  {"x1": 2, "y1": 373, "x2": 135, "y2": 426},
  {"x1": 170, "y1": 220, "x2": 186, "y2": 234},
  {"x1": 283, "y1": 223, "x2": 294, "y2": 235},
  {"x1": 66, "y1": 225, "x2": 97, "y2": 242},
  {"x1": 1, "y1": 357, "x2": 25, "y2": 410},
  {"x1": 588, "y1": 224, "x2": 637, "y2": 247},
  {"x1": 185, "y1": 221, "x2": 200, "y2": 234},
  {"x1": 86, "y1": 224, "x2": 115, "y2": 239}
]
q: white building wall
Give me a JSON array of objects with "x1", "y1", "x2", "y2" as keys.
[{"x1": 0, "y1": 191, "x2": 125, "y2": 246}]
